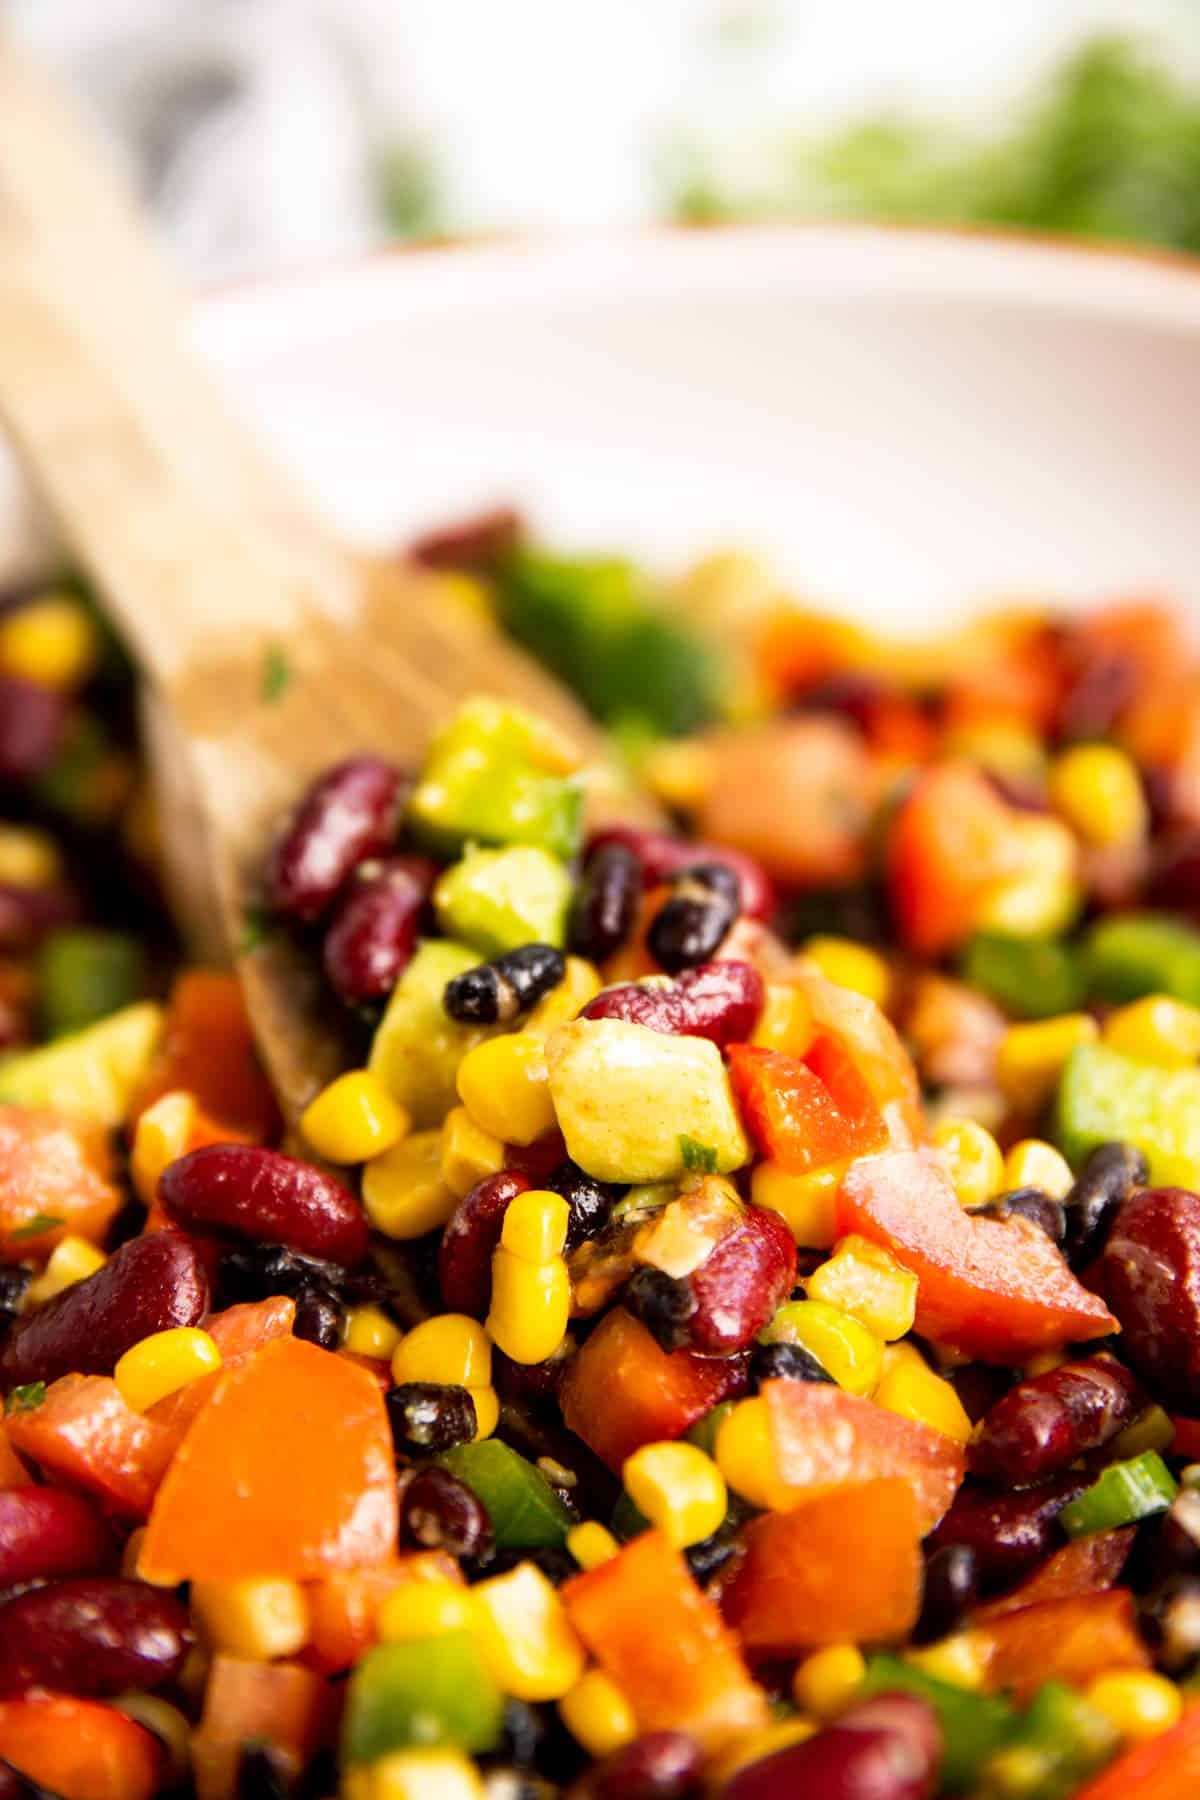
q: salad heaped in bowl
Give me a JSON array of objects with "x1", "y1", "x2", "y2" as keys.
[{"x1": 2, "y1": 542, "x2": 1200, "y2": 1800}]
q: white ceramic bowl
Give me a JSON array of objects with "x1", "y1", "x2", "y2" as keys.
[{"x1": 6, "y1": 224, "x2": 1200, "y2": 631}]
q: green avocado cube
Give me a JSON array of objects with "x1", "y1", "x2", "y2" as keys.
[
  {"x1": 368, "y1": 939, "x2": 497, "y2": 1127},
  {"x1": 1054, "y1": 1040, "x2": 1200, "y2": 1189},
  {"x1": 434, "y1": 845, "x2": 572, "y2": 957},
  {"x1": 410, "y1": 696, "x2": 583, "y2": 860}
]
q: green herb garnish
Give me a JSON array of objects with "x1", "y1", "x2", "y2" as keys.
[
  {"x1": 680, "y1": 1135, "x2": 718, "y2": 1174},
  {"x1": 261, "y1": 643, "x2": 292, "y2": 704},
  {"x1": 6, "y1": 1382, "x2": 46, "y2": 1415},
  {"x1": 10, "y1": 1213, "x2": 64, "y2": 1241},
  {"x1": 239, "y1": 906, "x2": 269, "y2": 954}
]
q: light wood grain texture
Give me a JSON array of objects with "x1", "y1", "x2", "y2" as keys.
[{"x1": 0, "y1": 32, "x2": 652, "y2": 1120}]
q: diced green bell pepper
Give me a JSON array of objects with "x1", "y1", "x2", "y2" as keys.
[
  {"x1": 1059, "y1": 1450, "x2": 1178, "y2": 1538},
  {"x1": 859, "y1": 1655, "x2": 1018, "y2": 1791},
  {"x1": 433, "y1": 845, "x2": 572, "y2": 956},
  {"x1": 368, "y1": 939, "x2": 497, "y2": 1127},
  {"x1": 961, "y1": 935, "x2": 1084, "y2": 1020},
  {"x1": 1084, "y1": 912, "x2": 1200, "y2": 1006},
  {"x1": 610, "y1": 1490, "x2": 651, "y2": 1542},
  {"x1": 341, "y1": 1634, "x2": 503, "y2": 1762},
  {"x1": 686, "y1": 1400, "x2": 736, "y2": 1459},
  {"x1": 0, "y1": 1001, "x2": 163, "y2": 1128},
  {"x1": 438, "y1": 1439, "x2": 572, "y2": 1549},
  {"x1": 409, "y1": 697, "x2": 583, "y2": 859},
  {"x1": 977, "y1": 1683, "x2": 1117, "y2": 1798},
  {"x1": 36, "y1": 930, "x2": 142, "y2": 1038},
  {"x1": 1054, "y1": 1041, "x2": 1200, "y2": 1188}
]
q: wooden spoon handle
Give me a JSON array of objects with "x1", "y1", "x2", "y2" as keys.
[{"x1": 0, "y1": 32, "x2": 347, "y2": 682}]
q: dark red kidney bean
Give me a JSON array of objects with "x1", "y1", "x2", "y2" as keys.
[
  {"x1": 582, "y1": 960, "x2": 765, "y2": 1048},
  {"x1": 438, "y1": 1171, "x2": 529, "y2": 1317},
  {"x1": 1057, "y1": 646, "x2": 1139, "y2": 746},
  {"x1": 927, "y1": 1472, "x2": 1088, "y2": 1592},
  {"x1": 1147, "y1": 828, "x2": 1200, "y2": 915},
  {"x1": 570, "y1": 843, "x2": 642, "y2": 963},
  {"x1": 266, "y1": 756, "x2": 405, "y2": 924},
  {"x1": 0, "y1": 675, "x2": 65, "y2": 780},
  {"x1": 724, "y1": 1695, "x2": 940, "y2": 1800},
  {"x1": 503, "y1": 1131, "x2": 569, "y2": 1185},
  {"x1": 588, "y1": 1731, "x2": 703, "y2": 1800},
  {"x1": 492, "y1": 1339, "x2": 573, "y2": 1404},
  {"x1": 160, "y1": 1144, "x2": 369, "y2": 1267},
  {"x1": 687, "y1": 1204, "x2": 797, "y2": 1356},
  {"x1": 1065, "y1": 1142, "x2": 1149, "y2": 1267},
  {"x1": 322, "y1": 854, "x2": 438, "y2": 1004},
  {"x1": 1104, "y1": 1187, "x2": 1200, "y2": 1410},
  {"x1": 913, "y1": 1544, "x2": 980, "y2": 1645},
  {"x1": 647, "y1": 864, "x2": 741, "y2": 974},
  {"x1": 969, "y1": 1354, "x2": 1143, "y2": 1485},
  {"x1": 0, "y1": 884, "x2": 79, "y2": 954},
  {"x1": 586, "y1": 826, "x2": 775, "y2": 923},
  {"x1": 400, "y1": 1466, "x2": 493, "y2": 1560},
  {"x1": 2, "y1": 1232, "x2": 208, "y2": 1389},
  {"x1": 408, "y1": 506, "x2": 523, "y2": 572},
  {"x1": 0, "y1": 1489, "x2": 116, "y2": 1588},
  {"x1": 0, "y1": 1577, "x2": 192, "y2": 1697}
]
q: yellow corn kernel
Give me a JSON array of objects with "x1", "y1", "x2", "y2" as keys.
[
  {"x1": 121, "y1": 1528, "x2": 147, "y2": 1580},
  {"x1": 984, "y1": 1746, "x2": 1059, "y2": 1794},
  {"x1": 438, "y1": 570, "x2": 493, "y2": 622},
  {"x1": 191, "y1": 1577, "x2": 309, "y2": 1659},
  {"x1": 793, "y1": 1644, "x2": 867, "y2": 1721},
  {"x1": 130, "y1": 1090, "x2": 196, "y2": 1204},
  {"x1": 715, "y1": 1396, "x2": 791, "y2": 1512},
  {"x1": 391, "y1": 1314, "x2": 492, "y2": 1389},
  {"x1": 977, "y1": 814, "x2": 1081, "y2": 939},
  {"x1": 470, "y1": 1384, "x2": 500, "y2": 1439},
  {"x1": 996, "y1": 1014, "x2": 1099, "y2": 1115},
  {"x1": 803, "y1": 937, "x2": 892, "y2": 1010},
  {"x1": 487, "y1": 1250, "x2": 570, "y2": 1366},
  {"x1": 1050, "y1": 743, "x2": 1148, "y2": 849},
  {"x1": 457, "y1": 1033, "x2": 555, "y2": 1147},
  {"x1": 301, "y1": 1070, "x2": 408, "y2": 1165},
  {"x1": 111, "y1": 1693, "x2": 191, "y2": 1781},
  {"x1": 751, "y1": 1159, "x2": 844, "y2": 1248},
  {"x1": 377, "y1": 1580, "x2": 478, "y2": 1643},
  {"x1": 0, "y1": 595, "x2": 99, "y2": 690},
  {"x1": 366, "y1": 1750, "x2": 484, "y2": 1800},
  {"x1": 525, "y1": 957, "x2": 603, "y2": 1038},
  {"x1": 473, "y1": 1562, "x2": 586, "y2": 1701},
  {"x1": 945, "y1": 721, "x2": 1046, "y2": 783},
  {"x1": 363, "y1": 1130, "x2": 458, "y2": 1240},
  {"x1": 643, "y1": 737, "x2": 716, "y2": 812},
  {"x1": 114, "y1": 1327, "x2": 221, "y2": 1413},
  {"x1": 1111, "y1": 1405, "x2": 1176, "y2": 1460},
  {"x1": 751, "y1": 984, "x2": 815, "y2": 1055},
  {"x1": 341, "y1": 1304, "x2": 402, "y2": 1361},
  {"x1": 439, "y1": 1106, "x2": 505, "y2": 1197},
  {"x1": 905, "y1": 1631, "x2": 990, "y2": 1691},
  {"x1": 1104, "y1": 995, "x2": 1200, "y2": 1069},
  {"x1": 622, "y1": 1441, "x2": 727, "y2": 1550},
  {"x1": 558, "y1": 1669, "x2": 638, "y2": 1758},
  {"x1": 177, "y1": 1644, "x2": 210, "y2": 1706},
  {"x1": 806, "y1": 1235, "x2": 918, "y2": 1341},
  {"x1": 25, "y1": 1235, "x2": 106, "y2": 1305},
  {"x1": 768, "y1": 1299, "x2": 883, "y2": 1397},
  {"x1": 1024, "y1": 1348, "x2": 1068, "y2": 1378},
  {"x1": 0, "y1": 824, "x2": 60, "y2": 888},
  {"x1": 1084, "y1": 1670, "x2": 1182, "y2": 1744},
  {"x1": 712, "y1": 1717, "x2": 817, "y2": 1783},
  {"x1": 932, "y1": 1119, "x2": 1005, "y2": 1210},
  {"x1": 1003, "y1": 1138, "x2": 1074, "y2": 1200},
  {"x1": 874, "y1": 1342, "x2": 972, "y2": 1444},
  {"x1": 500, "y1": 1189, "x2": 570, "y2": 1263},
  {"x1": 566, "y1": 1522, "x2": 620, "y2": 1571}
]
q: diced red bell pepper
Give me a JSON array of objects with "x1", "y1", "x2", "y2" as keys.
[
  {"x1": 562, "y1": 1530, "x2": 768, "y2": 1752},
  {"x1": 0, "y1": 1105, "x2": 122, "y2": 1263},
  {"x1": 0, "y1": 1694, "x2": 162, "y2": 1800},
  {"x1": 722, "y1": 1479, "x2": 922, "y2": 1657},
  {"x1": 6, "y1": 1374, "x2": 175, "y2": 1519},
  {"x1": 1074, "y1": 1702, "x2": 1200, "y2": 1800},
  {"x1": 969, "y1": 1529, "x2": 1134, "y2": 1624},
  {"x1": 762, "y1": 1379, "x2": 963, "y2": 1535},
  {"x1": 976, "y1": 1589, "x2": 1149, "y2": 1704},
  {"x1": 192, "y1": 1655, "x2": 331, "y2": 1800},
  {"x1": 131, "y1": 970, "x2": 279, "y2": 1141},
  {"x1": 302, "y1": 1551, "x2": 462, "y2": 1675},
  {"x1": 146, "y1": 1295, "x2": 296, "y2": 1449},
  {"x1": 728, "y1": 1044, "x2": 887, "y2": 1175},
  {"x1": 559, "y1": 1307, "x2": 749, "y2": 1472},
  {"x1": 792, "y1": 965, "x2": 923, "y2": 1146},
  {"x1": 887, "y1": 763, "x2": 1025, "y2": 957},
  {"x1": 837, "y1": 1149, "x2": 1116, "y2": 1360}
]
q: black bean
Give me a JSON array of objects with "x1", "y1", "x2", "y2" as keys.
[
  {"x1": 475, "y1": 1545, "x2": 577, "y2": 1588},
  {"x1": 685, "y1": 1503, "x2": 750, "y2": 1585},
  {"x1": 444, "y1": 945, "x2": 566, "y2": 1026},
  {"x1": 622, "y1": 1268, "x2": 697, "y2": 1353},
  {"x1": 569, "y1": 844, "x2": 641, "y2": 964},
  {"x1": 386, "y1": 1383, "x2": 477, "y2": 1457},
  {"x1": 1141, "y1": 1574, "x2": 1200, "y2": 1673},
  {"x1": 647, "y1": 864, "x2": 740, "y2": 974},
  {"x1": 482, "y1": 1772, "x2": 553, "y2": 1800},
  {"x1": 292, "y1": 1287, "x2": 342, "y2": 1349},
  {"x1": 400, "y1": 1466, "x2": 493, "y2": 1560},
  {"x1": 217, "y1": 1243, "x2": 352, "y2": 1307},
  {"x1": 1064, "y1": 1141, "x2": 1149, "y2": 1266},
  {"x1": 750, "y1": 1341, "x2": 835, "y2": 1389},
  {"x1": 496, "y1": 1699, "x2": 546, "y2": 1771},
  {"x1": 977, "y1": 1187, "x2": 1066, "y2": 1243},
  {"x1": 548, "y1": 1161, "x2": 616, "y2": 1252},
  {"x1": 913, "y1": 1544, "x2": 980, "y2": 1644},
  {"x1": 236, "y1": 1743, "x2": 291, "y2": 1799},
  {"x1": 0, "y1": 1270, "x2": 30, "y2": 1333}
]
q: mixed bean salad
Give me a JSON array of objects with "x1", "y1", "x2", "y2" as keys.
[{"x1": 4, "y1": 536, "x2": 1200, "y2": 1800}]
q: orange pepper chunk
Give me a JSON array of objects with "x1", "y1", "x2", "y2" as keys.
[
  {"x1": 887, "y1": 762, "x2": 1026, "y2": 958},
  {"x1": 0, "y1": 1693, "x2": 162, "y2": 1800},
  {"x1": 131, "y1": 970, "x2": 279, "y2": 1141},
  {"x1": 722, "y1": 1478, "x2": 922, "y2": 1656},
  {"x1": 303, "y1": 1551, "x2": 462, "y2": 1674},
  {"x1": 969, "y1": 1528, "x2": 1134, "y2": 1625},
  {"x1": 728, "y1": 1043, "x2": 888, "y2": 1176},
  {"x1": 1074, "y1": 1701, "x2": 1200, "y2": 1800},
  {"x1": 146, "y1": 1295, "x2": 295, "y2": 1449},
  {"x1": 976, "y1": 1589, "x2": 1149, "y2": 1704},
  {"x1": 0, "y1": 1420, "x2": 28, "y2": 1489},
  {"x1": 0, "y1": 1105, "x2": 121, "y2": 1263},
  {"x1": 139, "y1": 1335, "x2": 397, "y2": 1584},
  {"x1": 192, "y1": 1656, "x2": 331, "y2": 1800},
  {"x1": 6, "y1": 1374, "x2": 175, "y2": 1519},
  {"x1": 562, "y1": 1530, "x2": 767, "y2": 1753}
]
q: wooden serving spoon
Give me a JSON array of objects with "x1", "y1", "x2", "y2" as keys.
[{"x1": 0, "y1": 34, "x2": 655, "y2": 1122}]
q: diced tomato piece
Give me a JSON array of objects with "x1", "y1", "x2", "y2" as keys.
[
  {"x1": 976, "y1": 1589, "x2": 1148, "y2": 1704},
  {"x1": 887, "y1": 763, "x2": 1026, "y2": 957},
  {"x1": 131, "y1": 970, "x2": 279, "y2": 1141},
  {"x1": 147, "y1": 1295, "x2": 296, "y2": 1448},
  {"x1": 722, "y1": 1479, "x2": 921, "y2": 1656},
  {"x1": 755, "y1": 610, "x2": 847, "y2": 701},
  {"x1": 562, "y1": 1530, "x2": 767, "y2": 1752},
  {"x1": 0, "y1": 1106, "x2": 121, "y2": 1263},
  {"x1": 699, "y1": 718, "x2": 875, "y2": 887},
  {"x1": 969, "y1": 1529, "x2": 1134, "y2": 1624},
  {"x1": 838, "y1": 1149, "x2": 1116, "y2": 1360},
  {"x1": 762, "y1": 1379, "x2": 963, "y2": 1535},
  {"x1": 1074, "y1": 1702, "x2": 1200, "y2": 1800},
  {"x1": 728, "y1": 1044, "x2": 887, "y2": 1176},
  {"x1": 0, "y1": 1694, "x2": 162, "y2": 1800},
  {"x1": 192, "y1": 1655, "x2": 330, "y2": 1800},
  {"x1": 792, "y1": 965, "x2": 923, "y2": 1146},
  {"x1": 560, "y1": 1307, "x2": 749, "y2": 1473},
  {"x1": 6, "y1": 1374, "x2": 175, "y2": 1519},
  {"x1": 302, "y1": 1552, "x2": 461, "y2": 1675},
  {"x1": 139, "y1": 1336, "x2": 396, "y2": 1584}
]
